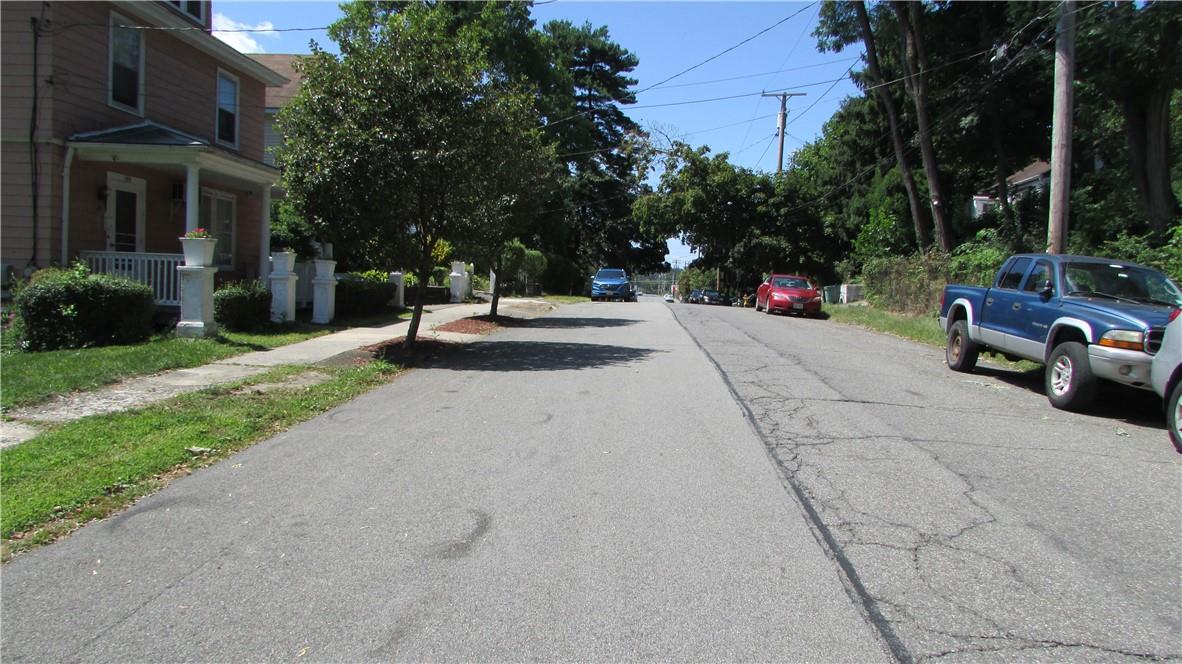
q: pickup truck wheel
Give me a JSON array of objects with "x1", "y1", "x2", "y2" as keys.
[
  {"x1": 945, "y1": 320, "x2": 979, "y2": 372},
  {"x1": 1045, "y1": 341, "x2": 1098, "y2": 412},
  {"x1": 1167, "y1": 381, "x2": 1181, "y2": 451}
]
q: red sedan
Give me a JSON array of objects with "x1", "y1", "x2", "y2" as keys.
[{"x1": 756, "y1": 274, "x2": 823, "y2": 316}]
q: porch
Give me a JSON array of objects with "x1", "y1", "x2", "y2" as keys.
[
  {"x1": 63, "y1": 122, "x2": 279, "y2": 304},
  {"x1": 79, "y1": 250, "x2": 184, "y2": 306}
]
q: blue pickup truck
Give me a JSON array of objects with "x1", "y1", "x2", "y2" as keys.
[{"x1": 939, "y1": 254, "x2": 1182, "y2": 411}]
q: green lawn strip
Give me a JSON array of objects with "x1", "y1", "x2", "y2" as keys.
[
  {"x1": 541, "y1": 295, "x2": 590, "y2": 304},
  {"x1": 824, "y1": 303, "x2": 1040, "y2": 371},
  {"x1": 824, "y1": 304, "x2": 947, "y2": 346},
  {"x1": 0, "y1": 310, "x2": 414, "y2": 412},
  {"x1": 1, "y1": 361, "x2": 400, "y2": 559}
]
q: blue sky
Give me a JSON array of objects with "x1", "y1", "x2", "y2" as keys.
[{"x1": 213, "y1": 1, "x2": 864, "y2": 265}]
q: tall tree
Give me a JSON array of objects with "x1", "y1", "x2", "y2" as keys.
[
  {"x1": 891, "y1": 0, "x2": 953, "y2": 251},
  {"x1": 279, "y1": 2, "x2": 552, "y2": 346},
  {"x1": 817, "y1": 1, "x2": 931, "y2": 250},
  {"x1": 535, "y1": 21, "x2": 664, "y2": 289},
  {"x1": 1078, "y1": 1, "x2": 1181, "y2": 238}
]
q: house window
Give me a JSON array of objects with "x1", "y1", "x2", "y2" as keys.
[
  {"x1": 217, "y1": 70, "x2": 239, "y2": 148},
  {"x1": 168, "y1": 0, "x2": 204, "y2": 22},
  {"x1": 199, "y1": 189, "x2": 236, "y2": 267},
  {"x1": 108, "y1": 13, "x2": 143, "y2": 114}
]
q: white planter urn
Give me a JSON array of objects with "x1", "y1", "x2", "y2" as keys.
[
  {"x1": 313, "y1": 258, "x2": 336, "y2": 279},
  {"x1": 179, "y1": 237, "x2": 217, "y2": 267},
  {"x1": 270, "y1": 250, "x2": 296, "y2": 275}
]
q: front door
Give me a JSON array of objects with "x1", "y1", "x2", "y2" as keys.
[{"x1": 105, "y1": 173, "x2": 146, "y2": 252}]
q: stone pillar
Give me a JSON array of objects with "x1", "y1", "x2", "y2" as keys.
[
  {"x1": 184, "y1": 164, "x2": 200, "y2": 234},
  {"x1": 389, "y1": 271, "x2": 404, "y2": 308},
  {"x1": 258, "y1": 185, "x2": 271, "y2": 282},
  {"x1": 449, "y1": 261, "x2": 469, "y2": 303},
  {"x1": 176, "y1": 265, "x2": 218, "y2": 338},
  {"x1": 269, "y1": 251, "x2": 298, "y2": 323},
  {"x1": 312, "y1": 259, "x2": 337, "y2": 324}
]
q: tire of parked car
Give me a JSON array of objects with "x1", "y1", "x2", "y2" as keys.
[
  {"x1": 1045, "y1": 341, "x2": 1098, "y2": 412},
  {"x1": 945, "y1": 320, "x2": 979, "y2": 373},
  {"x1": 1167, "y1": 381, "x2": 1181, "y2": 450}
]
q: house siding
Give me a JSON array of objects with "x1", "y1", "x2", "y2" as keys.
[
  {"x1": 2, "y1": 1, "x2": 275, "y2": 280},
  {"x1": 45, "y1": 2, "x2": 267, "y2": 161},
  {"x1": 2, "y1": 3, "x2": 62, "y2": 271}
]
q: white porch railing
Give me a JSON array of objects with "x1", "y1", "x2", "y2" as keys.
[{"x1": 79, "y1": 251, "x2": 184, "y2": 306}]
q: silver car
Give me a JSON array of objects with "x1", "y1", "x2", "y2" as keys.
[{"x1": 1150, "y1": 308, "x2": 1181, "y2": 449}]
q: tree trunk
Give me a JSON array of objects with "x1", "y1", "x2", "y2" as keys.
[
  {"x1": 990, "y1": 110, "x2": 1012, "y2": 221},
  {"x1": 489, "y1": 263, "x2": 502, "y2": 318},
  {"x1": 854, "y1": 1, "x2": 930, "y2": 250},
  {"x1": 892, "y1": 1, "x2": 953, "y2": 252},
  {"x1": 1123, "y1": 90, "x2": 1180, "y2": 240},
  {"x1": 405, "y1": 271, "x2": 429, "y2": 348}
]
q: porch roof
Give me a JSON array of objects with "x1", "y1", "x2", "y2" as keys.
[{"x1": 69, "y1": 121, "x2": 279, "y2": 186}]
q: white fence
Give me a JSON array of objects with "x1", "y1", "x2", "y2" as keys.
[{"x1": 79, "y1": 251, "x2": 184, "y2": 306}]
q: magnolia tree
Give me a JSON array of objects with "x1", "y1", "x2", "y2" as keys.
[{"x1": 278, "y1": 2, "x2": 553, "y2": 345}]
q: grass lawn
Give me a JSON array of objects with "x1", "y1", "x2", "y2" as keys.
[
  {"x1": 824, "y1": 303, "x2": 1040, "y2": 371},
  {"x1": 1, "y1": 361, "x2": 401, "y2": 560},
  {"x1": 541, "y1": 294, "x2": 590, "y2": 304},
  {"x1": 824, "y1": 304, "x2": 947, "y2": 346},
  {"x1": 0, "y1": 309, "x2": 413, "y2": 412}
]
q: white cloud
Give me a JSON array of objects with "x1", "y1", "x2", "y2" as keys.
[{"x1": 212, "y1": 12, "x2": 279, "y2": 53}]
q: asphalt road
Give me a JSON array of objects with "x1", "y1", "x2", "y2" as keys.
[
  {"x1": 669, "y1": 300, "x2": 1181, "y2": 662},
  {"x1": 2, "y1": 299, "x2": 892, "y2": 662}
]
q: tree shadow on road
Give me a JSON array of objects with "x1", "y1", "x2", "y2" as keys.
[
  {"x1": 497, "y1": 316, "x2": 640, "y2": 329},
  {"x1": 972, "y1": 365, "x2": 1166, "y2": 429},
  {"x1": 422, "y1": 340, "x2": 661, "y2": 372}
]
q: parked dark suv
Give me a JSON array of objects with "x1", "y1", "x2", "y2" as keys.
[{"x1": 701, "y1": 289, "x2": 730, "y2": 306}]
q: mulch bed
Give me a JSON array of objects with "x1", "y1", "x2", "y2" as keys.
[
  {"x1": 434, "y1": 316, "x2": 504, "y2": 336},
  {"x1": 358, "y1": 336, "x2": 459, "y2": 365}
]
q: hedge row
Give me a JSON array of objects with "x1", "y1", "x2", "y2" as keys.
[
  {"x1": 213, "y1": 280, "x2": 270, "y2": 330},
  {"x1": 12, "y1": 265, "x2": 155, "y2": 351},
  {"x1": 336, "y1": 270, "x2": 396, "y2": 318}
]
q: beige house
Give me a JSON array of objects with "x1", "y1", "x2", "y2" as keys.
[{"x1": 2, "y1": 1, "x2": 287, "y2": 305}]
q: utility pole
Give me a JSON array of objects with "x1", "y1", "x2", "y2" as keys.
[
  {"x1": 761, "y1": 91, "x2": 806, "y2": 174},
  {"x1": 1047, "y1": 0, "x2": 1075, "y2": 254}
]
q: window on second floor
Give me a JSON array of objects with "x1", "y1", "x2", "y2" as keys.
[
  {"x1": 217, "y1": 70, "x2": 239, "y2": 148},
  {"x1": 168, "y1": 1, "x2": 204, "y2": 23},
  {"x1": 108, "y1": 13, "x2": 143, "y2": 114}
]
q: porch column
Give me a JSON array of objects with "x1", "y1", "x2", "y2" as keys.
[
  {"x1": 184, "y1": 164, "x2": 200, "y2": 233},
  {"x1": 258, "y1": 185, "x2": 271, "y2": 282}
]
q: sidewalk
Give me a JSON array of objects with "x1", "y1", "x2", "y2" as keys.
[{"x1": 0, "y1": 299, "x2": 551, "y2": 448}]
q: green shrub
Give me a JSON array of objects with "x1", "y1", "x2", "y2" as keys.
[
  {"x1": 337, "y1": 271, "x2": 396, "y2": 318},
  {"x1": 861, "y1": 251, "x2": 952, "y2": 315},
  {"x1": 1093, "y1": 226, "x2": 1182, "y2": 283},
  {"x1": 13, "y1": 263, "x2": 155, "y2": 351},
  {"x1": 949, "y1": 229, "x2": 1011, "y2": 286},
  {"x1": 213, "y1": 280, "x2": 270, "y2": 330}
]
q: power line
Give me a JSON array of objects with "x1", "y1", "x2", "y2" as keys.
[
  {"x1": 652, "y1": 56, "x2": 860, "y2": 91},
  {"x1": 793, "y1": 62, "x2": 857, "y2": 119},
  {"x1": 635, "y1": 2, "x2": 819, "y2": 95}
]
